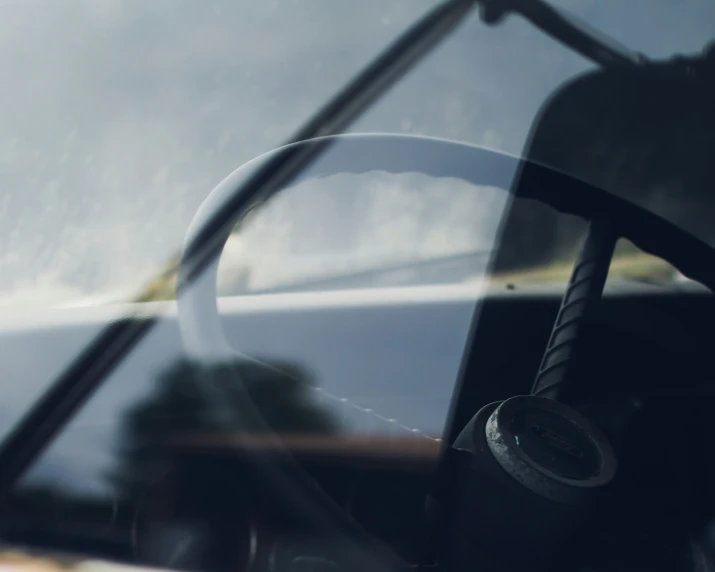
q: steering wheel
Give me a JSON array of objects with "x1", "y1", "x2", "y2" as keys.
[
  {"x1": 179, "y1": 133, "x2": 715, "y2": 358},
  {"x1": 176, "y1": 133, "x2": 715, "y2": 570}
]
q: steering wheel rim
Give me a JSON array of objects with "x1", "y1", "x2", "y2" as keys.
[
  {"x1": 179, "y1": 133, "x2": 715, "y2": 359},
  {"x1": 178, "y1": 133, "x2": 521, "y2": 360},
  {"x1": 176, "y1": 133, "x2": 715, "y2": 569}
]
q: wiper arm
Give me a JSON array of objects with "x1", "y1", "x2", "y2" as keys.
[
  {"x1": 0, "y1": 0, "x2": 478, "y2": 498},
  {"x1": 480, "y1": 0, "x2": 647, "y2": 68}
]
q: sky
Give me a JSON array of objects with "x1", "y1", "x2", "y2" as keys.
[{"x1": 0, "y1": 0, "x2": 712, "y2": 306}]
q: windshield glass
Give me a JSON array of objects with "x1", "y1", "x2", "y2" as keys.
[
  {"x1": 1, "y1": 1, "x2": 712, "y2": 309},
  {"x1": 0, "y1": 2, "x2": 714, "y2": 571}
]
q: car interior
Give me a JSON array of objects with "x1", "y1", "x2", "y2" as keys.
[
  {"x1": 2, "y1": 157, "x2": 714, "y2": 572},
  {"x1": 0, "y1": 2, "x2": 713, "y2": 572}
]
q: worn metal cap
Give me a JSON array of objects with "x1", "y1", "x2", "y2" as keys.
[{"x1": 485, "y1": 395, "x2": 617, "y2": 504}]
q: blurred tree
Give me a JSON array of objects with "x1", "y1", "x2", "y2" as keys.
[{"x1": 108, "y1": 358, "x2": 338, "y2": 500}]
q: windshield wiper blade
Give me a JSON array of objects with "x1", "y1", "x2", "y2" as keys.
[
  {"x1": 480, "y1": 0, "x2": 647, "y2": 68},
  {"x1": 234, "y1": 250, "x2": 492, "y2": 295},
  {"x1": 0, "y1": 0, "x2": 478, "y2": 498}
]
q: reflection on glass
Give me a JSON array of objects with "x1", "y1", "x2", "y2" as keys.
[
  {"x1": 108, "y1": 358, "x2": 339, "y2": 500},
  {"x1": 9, "y1": 302, "x2": 460, "y2": 568},
  {"x1": 217, "y1": 172, "x2": 508, "y2": 295}
]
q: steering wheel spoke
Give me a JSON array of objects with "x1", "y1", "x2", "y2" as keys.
[{"x1": 532, "y1": 219, "x2": 619, "y2": 400}]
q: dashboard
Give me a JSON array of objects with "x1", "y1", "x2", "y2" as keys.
[
  {"x1": 139, "y1": 434, "x2": 440, "y2": 571},
  {"x1": 2, "y1": 434, "x2": 439, "y2": 572}
]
